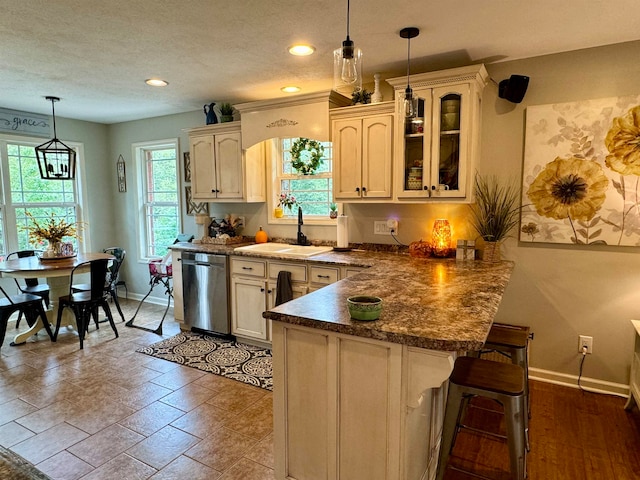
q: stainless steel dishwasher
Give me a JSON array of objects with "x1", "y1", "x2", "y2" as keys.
[{"x1": 181, "y1": 252, "x2": 230, "y2": 334}]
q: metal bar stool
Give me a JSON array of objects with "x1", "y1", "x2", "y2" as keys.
[
  {"x1": 481, "y1": 323, "x2": 532, "y2": 448},
  {"x1": 436, "y1": 356, "x2": 527, "y2": 480}
]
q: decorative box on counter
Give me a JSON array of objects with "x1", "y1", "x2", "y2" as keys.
[{"x1": 456, "y1": 239, "x2": 476, "y2": 261}]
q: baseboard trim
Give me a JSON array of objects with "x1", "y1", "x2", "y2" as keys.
[{"x1": 529, "y1": 367, "x2": 629, "y2": 398}]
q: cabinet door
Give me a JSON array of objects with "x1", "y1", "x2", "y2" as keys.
[
  {"x1": 231, "y1": 276, "x2": 269, "y2": 340},
  {"x1": 396, "y1": 92, "x2": 433, "y2": 199},
  {"x1": 430, "y1": 83, "x2": 471, "y2": 198},
  {"x1": 333, "y1": 118, "x2": 363, "y2": 199},
  {"x1": 362, "y1": 115, "x2": 393, "y2": 199},
  {"x1": 190, "y1": 135, "x2": 217, "y2": 199},
  {"x1": 171, "y1": 250, "x2": 184, "y2": 321},
  {"x1": 215, "y1": 132, "x2": 243, "y2": 199}
]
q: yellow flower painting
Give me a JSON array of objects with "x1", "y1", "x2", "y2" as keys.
[{"x1": 522, "y1": 95, "x2": 640, "y2": 245}]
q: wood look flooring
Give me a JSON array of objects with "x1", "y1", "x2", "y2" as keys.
[{"x1": 1, "y1": 297, "x2": 639, "y2": 479}]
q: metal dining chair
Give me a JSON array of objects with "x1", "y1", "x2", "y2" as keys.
[
  {"x1": 72, "y1": 247, "x2": 126, "y2": 323},
  {"x1": 5, "y1": 250, "x2": 50, "y2": 329},
  {"x1": 54, "y1": 259, "x2": 118, "y2": 349},
  {"x1": 0, "y1": 284, "x2": 54, "y2": 350}
]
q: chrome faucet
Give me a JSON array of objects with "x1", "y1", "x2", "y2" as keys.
[{"x1": 296, "y1": 206, "x2": 310, "y2": 246}]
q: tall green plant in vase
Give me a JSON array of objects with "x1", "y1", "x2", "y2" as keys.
[{"x1": 468, "y1": 174, "x2": 522, "y2": 262}]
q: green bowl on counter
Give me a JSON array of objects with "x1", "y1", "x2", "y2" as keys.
[{"x1": 347, "y1": 295, "x2": 383, "y2": 321}]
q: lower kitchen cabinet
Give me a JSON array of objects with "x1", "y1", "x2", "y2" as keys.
[
  {"x1": 171, "y1": 250, "x2": 184, "y2": 323},
  {"x1": 231, "y1": 276, "x2": 270, "y2": 340},
  {"x1": 273, "y1": 321, "x2": 455, "y2": 480}
]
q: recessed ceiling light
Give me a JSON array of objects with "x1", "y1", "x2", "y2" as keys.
[
  {"x1": 145, "y1": 78, "x2": 168, "y2": 87},
  {"x1": 288, "y1": 44, "x2": 315, "y2": 56},
  {"x1": 281, "y1": 86, "x2": 301, "y2": 93}
]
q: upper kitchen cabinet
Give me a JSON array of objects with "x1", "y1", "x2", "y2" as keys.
[
  {"x1": 187, "y1": 122, "x2": 265, "y2": 202},
  {"x1": 330, "y1": 102, "x2": 394, "y2": 201},
  {"x1": 387, "y1": 65, "x2": 489, "y2": 202}
]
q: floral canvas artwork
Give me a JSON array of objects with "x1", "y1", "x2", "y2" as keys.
[{"x1": 520, "y1": 95, "x2": 640, "y2": 245}]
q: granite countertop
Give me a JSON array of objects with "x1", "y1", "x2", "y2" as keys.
[{"x1": 171, "y1": 242, "x2": 514, "y2": 352}]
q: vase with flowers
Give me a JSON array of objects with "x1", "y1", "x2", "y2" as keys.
[
  {"x1": 278, "y1": 192, "x2": 298, "y2": 215},
  {"x1": 24, "y1": 213, "x2": 81, "y2": 258}
]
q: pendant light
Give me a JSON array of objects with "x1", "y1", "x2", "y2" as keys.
[
  {"x1": 400, "y1": 27, "x2": 420, "y2": 118},
  {"x1": 35, "y1": 96, "x2": 76, "y2": 180},
  {"x1": 333, "y1": 0, "x2": 362, "y2": 92}
]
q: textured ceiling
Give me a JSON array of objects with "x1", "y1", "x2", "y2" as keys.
[{"x1": 1, "y1": 0, "x2": 639, "y2": 124}]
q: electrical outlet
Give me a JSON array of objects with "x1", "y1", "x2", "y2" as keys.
[
  {"x1": 374, "y1": 221, "x2": 392, "y2": 235},
  {"x1": 579, "y1": 335, "x2": 593, "y2": 354},
  {"x1": 386, "y1": 219, "x2": 399, "y2": 233}
]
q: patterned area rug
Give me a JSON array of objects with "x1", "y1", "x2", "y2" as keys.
[
  {"x1": 0, "y1": 446, "x2": 52, "y2": 480},
  {"x1": 137, "y1": 331, "x2": 273, "y2": 391}
]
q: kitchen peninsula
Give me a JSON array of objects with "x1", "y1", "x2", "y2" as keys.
[{"x1": 263, "y1": 250, "x2": 513, "y2": 480}]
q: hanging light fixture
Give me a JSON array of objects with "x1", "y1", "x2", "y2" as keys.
[
  {"x1": 333, "y1": 0, "x2": 362, "y2": 92},
  {"x1": 35, "y1": 96, "x2": 76, "y2": 180},
  {"x1": 400, "y1": 27, "x2": 420, "y2": 118}
]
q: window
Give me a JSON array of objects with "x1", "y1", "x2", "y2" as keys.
[
  {"x1": 272, "y1": 138, "x2": 334, "y2": 222},
  {"x1": 0, "y1": 135, "x2": 84, "y2": 254},
  {"x1": 135, "y1": 139, "x2": 180, "y2": 258}
]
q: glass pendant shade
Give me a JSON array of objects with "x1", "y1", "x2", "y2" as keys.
[
  {"x1": 400, "y1": 27, "x2": 420, "y2": 118},
  {"x1": 333, "y1": 0, "x2": 362, "y2": 93},
  {"x1": 36, "y1": 96, "x2": 76, "y2": 180},
  {"x1": 333, "y1": 45, "x2": 362, "y2": 92}
]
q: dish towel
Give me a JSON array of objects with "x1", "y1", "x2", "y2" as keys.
[{"x1": 275, "y1": 270, "x2": 293, "y2": 306}]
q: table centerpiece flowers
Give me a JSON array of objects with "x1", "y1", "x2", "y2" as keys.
[{"x1": 24, "y1": 213, "x2": 82, "y2": 258}]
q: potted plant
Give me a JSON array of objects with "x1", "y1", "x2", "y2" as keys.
[
  {"x1": 468, "y1": 174, "x2": 522, "y2": 262},
  {"x1": 329, "y1": 203, "x2": 338, "y2": 219},
  {"x1": 351, "y1": 89, "x2": 372, "y2": 105},
  {"x1": 219, "y1": 103, "x2": 235, "y2": 123}
]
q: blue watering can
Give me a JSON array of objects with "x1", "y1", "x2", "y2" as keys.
[{"x1": 204, "y1": 103, "x2": 218, "y2": 125}]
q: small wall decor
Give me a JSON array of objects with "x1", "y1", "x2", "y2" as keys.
[
  {"x1": 183, "y1": 152, "x2": 191, "y2": 182},
  {"x1": 521, "y1": 94, "x2": 640, "y2": 245},
  {"x1": 185, "y1": 186, "x2": 209, "y2": 215},
  {"x1": 116, "y1": 154, "x2": 126, "y2": 192}
]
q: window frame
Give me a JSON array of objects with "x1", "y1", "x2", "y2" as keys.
[
  {"x1": 133, "y1": 138, "x2": 181, "y2": 261},
  {"x1": 0, "y1": 133, "x2": 89, "y2": 254},
  {"x1": 267, "y1": 138, "x2": 338, "y2": 226}
]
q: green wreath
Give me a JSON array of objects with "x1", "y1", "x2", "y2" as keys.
[{"x1": 291, "y1": 138, "x2": 325, "y2": 175}]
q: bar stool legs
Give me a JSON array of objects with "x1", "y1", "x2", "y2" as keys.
[{"x1": 436, "y1": 356, "x2": 527, "y2": 480}]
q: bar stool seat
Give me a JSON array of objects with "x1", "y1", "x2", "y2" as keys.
[{"x1": 436, "y1": 356, "x2": 527, "y2": 480}]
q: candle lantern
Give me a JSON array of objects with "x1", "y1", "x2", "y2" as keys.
[{"x1": 431, "y1": 219, "x2": 452, "y2": 257}]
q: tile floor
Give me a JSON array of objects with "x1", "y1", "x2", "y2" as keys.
[{"x1": 0, "y1": 298, "x2": 274, "y2": 480}]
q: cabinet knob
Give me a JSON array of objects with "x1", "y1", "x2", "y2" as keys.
[
  {"x1": 431, "y1": 185, "x2": 436, "y2": 190},
  {"x1": 423, "y1": 185, "x2": 428, "y2": 190},
  {"x1": 355, "y1": 187, "x2": 360, "y2": 193},
  {"x1": 268, "y1": 289, "x2": 272, "y2": 294},
  {"x1": 260, "y1": 287, "x2": 265, "y2": 292},
  {"x1": 362, "y1": 186, "x2": 367, "y2": 193}
]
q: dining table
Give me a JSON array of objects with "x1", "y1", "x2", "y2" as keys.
[{"x1": 0, "y1": 252, "x2": 114, "y2": 346}]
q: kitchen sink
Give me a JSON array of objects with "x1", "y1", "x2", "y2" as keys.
[{"x1": 234, "y1": 243, "x2": 333, "y2": 258}]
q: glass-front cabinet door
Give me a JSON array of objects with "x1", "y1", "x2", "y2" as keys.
[
  {"x1": 400, "y1": 94, "x2": 432, "y2": 198},
  {"x1": 430, "y1": 83, "x2": 471, "y2": 198}
]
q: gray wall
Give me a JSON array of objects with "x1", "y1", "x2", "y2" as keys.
[{"x1": 106, "y1": 40, "x2": 640, "y2": 388}]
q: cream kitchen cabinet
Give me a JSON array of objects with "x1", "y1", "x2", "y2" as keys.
[
  {"x1": 387, "y1": 65, "x2": 489, "y2": 202},
  {"x1": 171, "y1": 250, "x2": 184, "y2": 324},
  {"x1": 188, "y1": 122, "x2": 265, "y2": 202},
  {"x1": 331, "y1": 102, "x2": 394, "y2": 201},
  {"x1": 230, "y1": 256, "x2": 309, "y2": 344}
]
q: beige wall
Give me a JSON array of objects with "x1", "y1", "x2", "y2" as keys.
[{"x1": 108, "y1": 40, "x2": 640, "y2": 388}]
